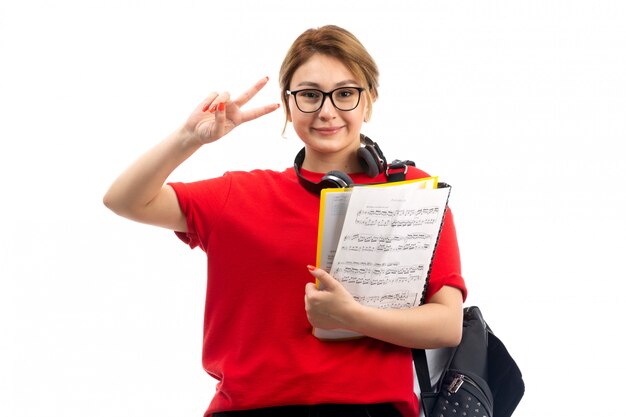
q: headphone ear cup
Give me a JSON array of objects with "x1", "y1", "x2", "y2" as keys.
[
  {"x1": 357, "y1": 146, "x2": 381, "y2": 178},
  {"x1": 320, "y1": 170, "x2": 354, "y2": 189}
]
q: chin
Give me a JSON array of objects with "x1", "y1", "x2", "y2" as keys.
[{"x1": 307, "y1": 139, "x2": 353, "y2": 154}]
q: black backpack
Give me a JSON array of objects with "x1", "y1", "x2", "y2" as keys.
[{"x1": 413, "y1": 306, "x2": 525, "y2": 417}]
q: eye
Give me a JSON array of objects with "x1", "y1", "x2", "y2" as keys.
[
  {"x1": 333, "y1": 87, "x2": 360, "y2": 102},
  {"x1": 336, "y1": 88, "x2": 355, "y2": 98},
  {"x1": 297, "y1": 90, "x2": 322, "y2": 100}
]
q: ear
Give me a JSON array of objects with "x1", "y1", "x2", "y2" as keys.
[
  {"x1": 285, "y1": 101, "x2": 293, "y2": 122},
  {"x1": 282, "y1": 92, "x2": 292, "y2": 122},
  {"x1": 363, "y1": 97, "x2": 371, "y2": 122}
]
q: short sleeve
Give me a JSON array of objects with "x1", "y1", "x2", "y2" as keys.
[
  {"x1": 424, "y1": 208, "x2": 467, "y2": 302},
  {"x1": 168, "y1": 174, "x2": 233, "y2": 252}
]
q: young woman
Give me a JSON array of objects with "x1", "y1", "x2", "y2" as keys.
[{"x1": 104, "y1": 25, "x2": 466, "y2": 417}]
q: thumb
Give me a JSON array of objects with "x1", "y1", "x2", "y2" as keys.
[{"x1": 307, "y1": 265, "x2": 337, "y2": 290}]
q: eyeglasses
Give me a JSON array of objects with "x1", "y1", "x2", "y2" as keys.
[{"x1": 286, "y1": 87, "x2": 365, "y2": 113}]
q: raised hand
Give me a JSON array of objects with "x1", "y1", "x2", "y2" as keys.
[{"x1": 184, "y1": 76, "x2": 280, "y2": 145}]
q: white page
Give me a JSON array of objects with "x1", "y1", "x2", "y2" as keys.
[{"x1": 317, "y1": 190, "x2": 352, "y2": 272}]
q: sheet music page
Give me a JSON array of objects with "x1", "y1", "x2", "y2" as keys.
[
  {"x1": 314, "y1": 179, "x2": 449, "y2": 340},
  {"x1": 330, "y1": 184, "x2": 450, "y2": 311}
]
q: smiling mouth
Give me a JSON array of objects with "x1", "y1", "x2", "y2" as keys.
[{"x1": 313, "y1": 126, "x2": 343, "y2": 135}]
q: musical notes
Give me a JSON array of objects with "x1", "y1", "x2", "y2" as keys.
[
  {"x1": 340, "y1": 232, "x2": 433, "y2": 252},
  {"x1": 334, "y1": 261, "x2": 424, "y2": 286},
  {"x1": 353, "y1": 290, "x2": 418, "y2": 309},
  {"x1": 355, "y1": 207, "x2": 441, "y2": 227}
]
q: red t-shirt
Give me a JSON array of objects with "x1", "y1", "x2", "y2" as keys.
[{"x1": 169, "y1": 166, "x2": 466, "y2": 417}]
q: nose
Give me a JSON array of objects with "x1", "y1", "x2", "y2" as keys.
[{"x1": 318, "y1": 94, "x2": 336, "y2": 119}]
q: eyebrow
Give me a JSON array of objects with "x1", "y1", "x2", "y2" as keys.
[{"x1": 294, "y1": 80, "x2": 360, "y2": 89}]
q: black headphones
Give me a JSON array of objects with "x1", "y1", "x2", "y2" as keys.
[{"x1": 294, "y1": 134, "x2": 389, "y2": 194}]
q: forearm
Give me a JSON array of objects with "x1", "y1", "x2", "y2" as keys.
[
  {"x1": 103, "y1": 126, "x2": 202, "y2": 219},
  {"x1": 306, "y1": 269, "x2": 465, "y2": 349},
  {"x1": 347, "y1": 287, "x2": 464, "y2": 349}
]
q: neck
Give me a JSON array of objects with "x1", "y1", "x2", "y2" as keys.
[{"x1": 301, "y1": 145, "x2": 362, "y2": 174}]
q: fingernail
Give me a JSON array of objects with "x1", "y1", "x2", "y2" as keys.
[
  {"x1": 202, "y1": 104, "x2": 210, "y2": 112},
  {"x1": 218, "y1": 102, "x2": 225, "y2": 112},
  {"x1": 306, "y1": 265, "x2": 316, "y2": 271},
  {"x1": 209, "y1": 104, "x2": 217, "y2": 113}
]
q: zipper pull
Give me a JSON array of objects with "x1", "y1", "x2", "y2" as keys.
[{"x1": 448, "y1": 374, "x2": 464, "y2": 394}]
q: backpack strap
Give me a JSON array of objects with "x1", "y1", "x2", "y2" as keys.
[
  {"x1": 412, "y1": 348, "x2": 433, "y2": 394},
  {"x1": 386, "y1": 159, "x2": 416, "y2": 183}
]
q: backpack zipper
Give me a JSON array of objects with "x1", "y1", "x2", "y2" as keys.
[{"x1": 448, "y1": 373, "x2": 493, "y2": 411}]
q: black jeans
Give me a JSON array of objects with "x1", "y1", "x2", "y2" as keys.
[{"x1": 213, "y1": 403, "x2": 402, "y2": 417}]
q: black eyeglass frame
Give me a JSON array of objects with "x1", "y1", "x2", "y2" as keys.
[{"x1": 285, "y1": 87, "x2": 365, "y2": 113}]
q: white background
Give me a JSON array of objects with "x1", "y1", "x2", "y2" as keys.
[{"x1": 1, "y1": 1, "x2": 624, "y2": 416}]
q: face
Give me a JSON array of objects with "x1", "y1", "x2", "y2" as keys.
[{"x1": 288, "y1": 54, "x2": 367, "y2": 169}]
